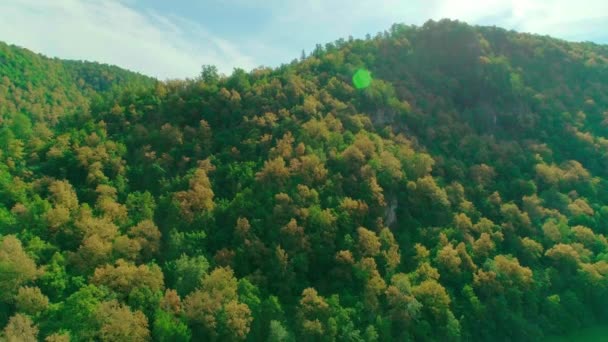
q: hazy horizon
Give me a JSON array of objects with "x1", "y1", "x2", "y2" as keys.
[{"x1": 1, "y1": 0, "x2": 607, "y2": 79}]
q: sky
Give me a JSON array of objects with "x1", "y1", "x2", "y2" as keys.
[{"x1": 1, "y1": 0, "x2": 607, "y2": 80}]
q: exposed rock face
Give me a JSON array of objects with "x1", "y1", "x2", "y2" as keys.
[{"x1": 385, "y1": 198, "x2": 398, "y2": 227}]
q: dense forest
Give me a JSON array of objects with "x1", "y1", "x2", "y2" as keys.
[{"x1": 1, "y1": 19, "x2": 608, "y2": 341}]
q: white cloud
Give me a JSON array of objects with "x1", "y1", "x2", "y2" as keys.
[
  {"x1": 220, "y1": 0, "x2": 607, "y2": 69},
  {"x1": 431, "y1": 0, "x2": 608, "y2": 41},
  {"x1": 0, "y1": 0, "x2": 255, "y2": 79},
  {"x1": 0, "y1": 0, "x2": 605, "y2": 79},
  {"x1": 221, "y1": 1, "x2": 437, "y2": 68},
  {"x1": 231, "y1": 0, "x2": 607, "y2": 43}
]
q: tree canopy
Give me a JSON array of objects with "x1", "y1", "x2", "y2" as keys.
[{"x1": 1, "y1": 19, "x2": 608, "y2": 341}]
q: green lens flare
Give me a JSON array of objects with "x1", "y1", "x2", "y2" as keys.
[{"x1": 352, "y1": 68, "x2": 372, "y2": 89}]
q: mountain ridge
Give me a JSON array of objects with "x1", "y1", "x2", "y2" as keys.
[{"x1": 0, "y1": 18, "x2": 607, "y2": 341}]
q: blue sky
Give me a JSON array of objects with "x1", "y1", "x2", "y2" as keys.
[{"x1": 1, "y1": 0, "x2": 607, "y2": 79}]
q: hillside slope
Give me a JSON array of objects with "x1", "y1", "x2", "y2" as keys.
[
  {"x1": 1, "y1": 19, "x2": 608, "y2": 341},
  {"x1": 0, "y1": 41, "x2": 154, "y2": 125}
]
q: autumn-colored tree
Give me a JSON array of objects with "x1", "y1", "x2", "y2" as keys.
[
  {"x1": 280, "y1": 218, "x2": 310, "y2": 253},
  {"x1": 296, "y1": 288, "x2": 331, "y2": 340},
  {"x1": 96, "y1": 300, "x2": 150, "y2": 342},
  {"x1": 67, "y1": 208, "x2": 121, "y2": 271},
  {"x1": 545, "y1": 243, "x2": 582, "y2": 270},
  {"x1": 519, "y1": 237, "x2": 543, "y2": 261},
  {"x1": 15, "y1": 286, "x2": 49, "y2": 315},
  {"x1": 159, "y1": 289, "x2": 181, "y2": 315},
  {"x1": 44, "y1": 332, "x2": 71, "y2": 342},
  {"x1": 0, "y1": 235, "x2": 39, "y2": 302},
  {"x1": 222, "y1": 300, "x2": 254, "y2": 340},
  {"x1": 500, "y1": 203, "x2": 532, "y2": 234},
  {"x1": 357, "y1": 257, "x2": 387, "y2": 311},
  {"x1": 2, "y1": 313, "x2": 39, "y2": 342},
  {"x1": 379, "y1": 228, "x2": 401, "y2": 273},
  {"x1": 112, "y1": 235, "x2": 141, "y2": 261},
  {"x1": 127, "y1": 220, "x2": 161, "y2": 261},
  {"x1": 70, "y1": 234, "x2": 115, "y2": 272},
  {"x1": 95, "y1": 184, "x2": 128, "y2": 224},
  {"x1": 270, "y1": 132, "x2": 295, "y2": 159},
  {"x1": 256, "y1": 157, "x2": 290, "y2": 185},
  {"x1": 472, "y1": 233, "x2": 495, "y2": 260},
  {"x1": 436, "y1": 243, "x2": 462, "y2": 276},
  {"x1": 571, "y1": 225, "x2": 597, "y2": 249},
  {"x1": 174, "y1": 160, "x2": 216, "y2": 221},
  {"x1": 474, "y1": 255, "x2": 533, "y2": 297},
  {"x1": 454, "y1": 212, "x2": 473, "y2": 238},
  {"x1": 407, "y1": 176, "x2": 450, "y2": 224},
  {"x1": 291, "y1": 154, "x2": 329, "y2": 185},
  {"x1": 357, "y1": 227, "x2": 381, "y2": 257},
  {"x1": 91, "y1": 259, "x2": 164, "y2": 297},
  {"x1": 48, "y1": 179, "x2": 79, "y2": 210},
  {"x1": 339, "y1": 197, "x2": 369, "y2": 222},
  {"x1": 183, "y1": 267, "x2": 252, "y2": 340},
  {"x1": 412, "y1": 279, "x2": 460, "y2": 339}
]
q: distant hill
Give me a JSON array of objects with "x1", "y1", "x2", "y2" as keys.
[
  {"x1": 0, "y1": 19, "x2": 607, "y2": 341},
  {"x1": 0, "y1": 41, "x2": 154, "y2": 126}
]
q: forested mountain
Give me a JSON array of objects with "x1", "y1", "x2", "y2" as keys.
[{"x1": 1, "y1": 19, "x2": 608, "y2": 341}]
